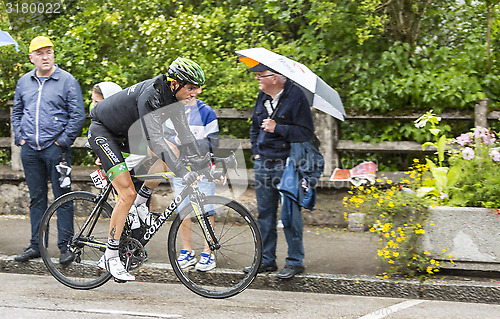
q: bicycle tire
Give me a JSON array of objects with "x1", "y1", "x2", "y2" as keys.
[
  {"x1": 167, "y1": 195, "x2": 262, "y2": 299},
  {"x1": 39, "y1": 191, "x2": 113, "y2": 290}
]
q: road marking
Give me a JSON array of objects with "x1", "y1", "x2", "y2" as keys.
[
  {"x1": 88, "y1": 309, "x2": 183, "y2": 318},
  {"x1": 0, "y1": 305, "x2": 183, "y2": 318},
  {"x1": 358, "y1": 300, "x2": 426, "y2": 319}
]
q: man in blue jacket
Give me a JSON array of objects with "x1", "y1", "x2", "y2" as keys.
[
  {"x1": 11, "y1": 36, "x2": 85, "y2": 264},
  {"x1": 246, "y1": 63, "x2": 314, "y2": 279}
]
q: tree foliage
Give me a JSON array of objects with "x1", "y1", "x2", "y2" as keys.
[{"x1": 1, "y1": 0, "x2": 500, "y2": 148}]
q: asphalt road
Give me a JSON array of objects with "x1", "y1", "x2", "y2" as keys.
[{"x1": 1, "y1": 273, "x2": 500, "y2": 319}]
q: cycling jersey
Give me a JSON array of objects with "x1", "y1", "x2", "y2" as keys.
[{"x1": 88, "y1": 74, "x2": 199, "y2": 179}]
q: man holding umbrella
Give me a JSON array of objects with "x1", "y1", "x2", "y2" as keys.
[{"x1": 244, "y1": 63, "x2": 314, "y2": 279}]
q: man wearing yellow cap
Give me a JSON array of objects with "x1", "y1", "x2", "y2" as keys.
[{"x1": 11, "y1": 36, "x2": 85, "y2": 264}]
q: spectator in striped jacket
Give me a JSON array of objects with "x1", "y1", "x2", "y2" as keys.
[{"x1": 164, "y1": 96, "x2": 220, "y2": 272}]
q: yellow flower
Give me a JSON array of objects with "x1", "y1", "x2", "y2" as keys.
[
  {"x1": 430, "y1": 259, "x2": 436, "y2": 264},
  {"x1": 415, "y1": 229, "x2": 425, "y2": 235},
  {"x1": 382, "y1": 223, "x2": 392, "y2": 232},
  {"x1": 424, "y1": 251, "x2": 430, "y2": 255},
  {"x1": 393, "y1": 252, "x2": 399, "y2": 257},
  {"x1": 388, "y1": 202, "x2": 395, "y2": 208}
]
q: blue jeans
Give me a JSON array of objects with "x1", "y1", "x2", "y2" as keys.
[
  {"x1": 254, "y1": 158, "x2": 304, "y2": 268},
  {"x1": 21, "y1": 143, "x2": 74, "y2": 252}
]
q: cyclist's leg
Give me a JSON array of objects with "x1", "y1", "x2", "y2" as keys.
[
  {"x1": 108, "y1": 172, "x2": 136, "y2": 242},
  {"x1": 88, "y1": 122, "x2": 136, "y2": 242},
  {"x1": 133, "y1": 142, "x2": 177, "y2": 208},
  {"x1": 88, "y1": 122, "x2": 136, "y2": 281},
  {"x1": 143, "y1": 158, "x2": 167, "y2": 190}
]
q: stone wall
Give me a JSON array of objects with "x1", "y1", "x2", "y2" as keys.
[{"x1": 0, "y1": 179, "x2": 347, "y2": 228}]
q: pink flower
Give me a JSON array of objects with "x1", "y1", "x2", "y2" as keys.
[
  {"x1": 473, "y1": 126, "x2": 487, "y2": 139},
  {"x1": 456, "y1": 133, "x2": 472, "y2": 146},
  {"x1": 483, "y1": 130, "x2": 497, "y2": 145},
  {"x1": 462, "y1": 147, "x2": 475, "y2": 160},
  {"x1": 490, "y1": 149, "x2": 500, "y2": 162},
  {"x1": 472, "y1": 126, "x2": 497, "y2": 145}
]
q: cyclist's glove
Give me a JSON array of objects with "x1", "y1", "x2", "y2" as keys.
[{"x1": 182, "y1": 170, "x2": 199, "y2": 185}]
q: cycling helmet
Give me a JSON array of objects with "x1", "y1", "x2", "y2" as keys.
[{"x1": 167, "y1": 57, "x2": 205, "y2": 86}]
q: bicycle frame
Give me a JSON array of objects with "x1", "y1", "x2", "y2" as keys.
[
  {"x1": 92, "y1": 172, "x2": 219, "y2": 251},
  {"x1": 71, "y1": 183, "x2": 114, "y2": 252}
]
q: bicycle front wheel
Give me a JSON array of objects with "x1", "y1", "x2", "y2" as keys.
[
  {"x1": 167, "y1": 195, "x2": 262, "y2": 299},
  {"x1": 39, "y1": 191, "x2": 113, "y2": 289}
]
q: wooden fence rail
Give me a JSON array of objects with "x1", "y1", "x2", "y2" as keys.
[{"x1": 1, "y1": 98, "x2": 495, "y2": 177}]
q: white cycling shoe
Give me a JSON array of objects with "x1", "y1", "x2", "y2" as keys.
[{"x1": 98, "y1": 255, "x2": 135, "y2": 281}]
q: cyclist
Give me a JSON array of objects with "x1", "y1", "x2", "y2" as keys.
[{"x1": 88, "y1": 57, "x2": 207, "y2": 281}]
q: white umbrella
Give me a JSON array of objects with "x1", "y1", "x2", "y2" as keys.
[
  {"x1": 236, "y1": 47, "x2": 345, "y2": 121},
  {"x1": 0, "y1": 30, "x2": 19, "y2": 52}
]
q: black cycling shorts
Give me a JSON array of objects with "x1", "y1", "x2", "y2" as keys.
[{"x1": 88, "y1": 121, "x2": 129, "y2": 181}]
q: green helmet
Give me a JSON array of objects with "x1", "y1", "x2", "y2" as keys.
[{"x1": 168, "y1": 57, "x2": 205, "y2": 86}]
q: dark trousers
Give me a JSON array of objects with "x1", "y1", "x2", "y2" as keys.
[
  {"x1": 21, "y1": 143, "x2": 73, "y2": 252},
  {"x1": 254, "y1": 158, "x2": 304, "y2": 268}
]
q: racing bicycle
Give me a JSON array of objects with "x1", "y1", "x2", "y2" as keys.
[{"x1": 38, "y1": 152, "x2": 263, "y2": 299}]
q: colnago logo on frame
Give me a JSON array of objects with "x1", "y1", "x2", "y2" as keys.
[{"x1": 143, "y1": 195, "x2": 183, "y2": 241}]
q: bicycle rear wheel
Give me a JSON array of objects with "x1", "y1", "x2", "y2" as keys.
[
  {"x1": 39, "y1": 191, "x2": 113, "y2": 289},
  {"x1": 167, "y1": 195, "x2": 262, "y2": 299}
]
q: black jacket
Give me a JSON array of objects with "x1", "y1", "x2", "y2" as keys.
[
  {"x1": 90, "y1": 75, "x2": 199, "y2": 176},
  {"x1": 250, "y1": 79, "x2": 314, "y2": 160}
]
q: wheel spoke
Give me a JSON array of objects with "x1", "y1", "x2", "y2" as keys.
[
  {"x1": 168, "y1": 196, "x2": 262, "y2": 299},
  {"x1": 39, "y1": 192, "x2": 113, "y2": 290}
]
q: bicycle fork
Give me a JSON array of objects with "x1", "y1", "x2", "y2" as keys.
[{"x1": 189, "y1": 188, "x2": 220, "y2": 251}]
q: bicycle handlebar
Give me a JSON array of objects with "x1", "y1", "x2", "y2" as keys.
[{"x1": 182, "y1": 152, "x2": 239, "y2": 182}]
